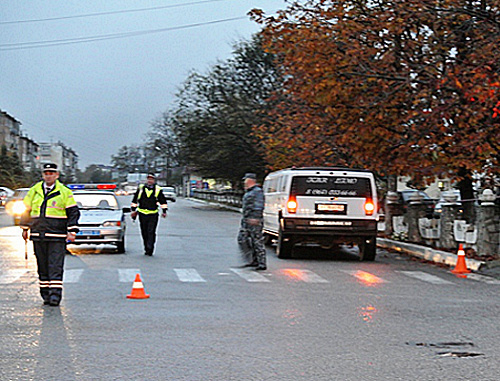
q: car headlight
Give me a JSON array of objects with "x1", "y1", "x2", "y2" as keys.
[
  {"x1": 12, "y1": 201, "x2": 27, "y2": 215},
  {"x1": 102, "y1": 221, "x2": 121, "y2": 227}
]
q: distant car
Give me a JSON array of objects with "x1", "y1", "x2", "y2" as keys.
[
  {"x1": 114, "y1": 188, "x2": 128, "y2": 196},
  {"x1": 0, "y1": 186, "x2": 14, "y2": 207},
  {"x1": 433, "y1": 189, "x2": 462, "y2": 217},
  {"x1": 162, "y1": 186, "x2": 177, "y2": 202},
  {"x1": 396, "y1": 189, "x2": 435, "y2": 217},
  {"x1": 68, "y1": 185, "x2": 130, "y2": 253},
  {"x1": 5, "y1": 188, "x2": 29, "y2": 225}
]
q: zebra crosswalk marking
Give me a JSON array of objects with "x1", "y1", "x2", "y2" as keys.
[
  {"x1": 64, "y1": 269, "x2": 84, "y2": 283},
  {"x1": 0, "y1": 269, "x2": 27, "y2": 284},
  {"x1": 174, "y1": 268, "x2": 206, "y2": 282},
  {"x1": 0, "y1": 267, "x2": 498, "y2": 285},
  {"x1": 118, "y1": 268, "x2": 141, "y2": 283},
  {"x1": 397, "y1": 271, "x2": 453, "y2": 285},
  {"x1": 465, "y1": 273, "x2": 500, "y2": 285},
  {"x1": 230, "y1": 268, "x2": 270, "y2": 282},
  {"x1": 340, "y1": 270, "x2": 389, "y2": 285},
  {"x1": 279, "y1": 269, "x2": 329, "y2": 283}
]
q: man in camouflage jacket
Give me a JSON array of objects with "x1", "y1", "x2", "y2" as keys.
[{"x1": 238, "y1": 173, "x2": 266, "y2": 270}]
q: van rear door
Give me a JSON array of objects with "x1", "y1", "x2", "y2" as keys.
[{"x1": 288, "y1": 175, "x2": 374, "y2": 218}]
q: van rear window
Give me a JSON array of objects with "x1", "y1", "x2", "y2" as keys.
[{"x1": 290, "y1": 176, "x2": 372, "y2": 198}]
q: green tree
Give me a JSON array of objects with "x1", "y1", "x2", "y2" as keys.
[
  {"x1": 0, "y1": 145, "x2": 26, "y2": 188},
  {"x1": 170, "y1": 35, "x2": 282, "y2": 184}
]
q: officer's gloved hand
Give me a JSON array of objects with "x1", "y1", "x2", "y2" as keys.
[
  {"x1": 161, "y1": 212, "x2": 167, "y2": 218},
  {"x1": 131, "y1": 211, "x2": 138, "y2": 221}
]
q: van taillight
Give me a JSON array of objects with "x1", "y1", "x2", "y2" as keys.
[
  {"x1": 287, "y1": 199, "x2": 297, "y2": 213},
  {"x1": 364, "y1": 200, "x2": 375, "y2": 215}
]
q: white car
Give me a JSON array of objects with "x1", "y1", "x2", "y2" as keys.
[
  {"x1": 162, "y1": 186, "x2": 177, "y2": 202},
  {"x1": 0, "y1": 186, "x2": 14, "y2": 207},
  {"x1": 69, "y1": 185, "x2": 131, "y2": 253}
]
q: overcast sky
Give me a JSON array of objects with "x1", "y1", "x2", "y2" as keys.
[{"x1": 0, "y1": 0, "x2": 286, "y2": 168}]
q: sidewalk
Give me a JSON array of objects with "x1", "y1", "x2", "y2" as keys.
[
  {"x1": 186, "y1": 197, "x2": 500, "y2": 279},
  {"x1": 378, "y1": 237, "x2": 500, "y2": 278}
]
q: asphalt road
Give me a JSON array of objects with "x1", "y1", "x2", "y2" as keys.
[{"x1": 0, "y1": 199, "x2": 499, "y2": 381}]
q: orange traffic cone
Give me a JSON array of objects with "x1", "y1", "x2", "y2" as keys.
[
  {"x1": 451, "y1": 244, "x2": 471, "y2": 276},
  {"x1": 127, "y1": 273, "x2": 150, "y2": 299}
]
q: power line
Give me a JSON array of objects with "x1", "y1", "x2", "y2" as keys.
[
  {"x1": 0, "y1": 0, "x2": 228, "y2": 25},
  {"x1": 0, "y1": 16, "x2": 248, "y2": 51}
]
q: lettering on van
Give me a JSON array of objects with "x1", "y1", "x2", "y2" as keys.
[
  {"x1": 305, "y1": 189, "x2": 359, "y2": 196},
  {"x1": 309, "y1": 221, "x2": 353, "y2": 226},
  {"x1": 291, "y1": 176, "x2": 372, "y2": 198},
  {"x1": 306, "y1": 177, "x2": 329, "y2": 184}
]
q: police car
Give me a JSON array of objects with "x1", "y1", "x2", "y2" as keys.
[{"x1": 69, "y1": 184, "x2": 130, "y2": 253}]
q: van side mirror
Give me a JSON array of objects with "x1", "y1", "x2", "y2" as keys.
[{"x1": 122, "y1": 207, "x2": 131, "y2": 213}]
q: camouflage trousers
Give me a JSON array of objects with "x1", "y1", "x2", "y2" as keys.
[{"x1": 238, "y1": 223, "x2": 266, "y2": 267}]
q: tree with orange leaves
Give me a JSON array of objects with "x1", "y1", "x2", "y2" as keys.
[{"x1": 251, "y1": 0, "x2": 499, "y2": 189}]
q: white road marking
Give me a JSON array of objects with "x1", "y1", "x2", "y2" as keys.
[
  {"x1": 230, "y1": 268, "x2": 270, "y2": 282},
  {"x1": 397, "y1": 271, "x2": 453, "y2": 284},
  {"x1": 466, "y1": 273, "x2": 500, "y2": 285},
  {"x1": 118, "y1": 268, "x2": 141, "y2": 283},
  {"x1": 279, "y1": 269, "x2": 329, "y2": 283},
  {"x1": 340, "y1": 270, "x2": 389, "y2": 284},
  {"x1": 174, "y1": 268, "x2": 206, "y2": 282},
  {"x1": 0, "y1": 269, "x2": 27, "y2": 284},
  {"x1": 63, "y1": 269, "x2": 84, "y2": 283}
]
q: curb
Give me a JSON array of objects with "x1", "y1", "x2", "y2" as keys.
[{"x1": 377, "y1": 238, "x2": 485, "y2": 271}]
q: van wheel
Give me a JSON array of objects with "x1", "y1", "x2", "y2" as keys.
[
  {"x1": 277, "y1": 228, "x2": 294, "y2": 259},
  {"x1": 116, "y1": 237, "x2": 126, "y2": 253},
  {"x1": 360, "y1": 236, "x2": 376, "y2": 261}
]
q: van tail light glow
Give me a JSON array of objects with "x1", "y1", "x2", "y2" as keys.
[
  {"x1": 364, "y1": 200, "x2": 375, "y2": 215},
  {"x1": 287, "y1": 198, "x2": 297, "y2": 214}
]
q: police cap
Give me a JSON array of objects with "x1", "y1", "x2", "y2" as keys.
[
  {"x1": 147, "y1": 173, "x2": 156, "y2": 179},
  {"x1": 42, "y1": 163, "x2": 58, "y2": 172},
  {"x1": 242, "y1": 173, "x2": 257, "y2": 180}
]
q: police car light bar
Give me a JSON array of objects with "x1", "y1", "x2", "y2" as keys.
[{"x1": 68, "y1": 184, "x2": 117, "y2": 190}]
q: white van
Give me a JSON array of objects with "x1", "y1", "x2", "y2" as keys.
[{"x1": 262, "y1": 167, "x2": 379, "y2": 260}]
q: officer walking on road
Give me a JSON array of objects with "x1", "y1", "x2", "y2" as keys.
[
  {"x1": 130, "y1": 173, "x2": 168, "y2": 256},
  {"x1": 20, "y1": 163, "x2": 80, "y2": 306},
  {"x1": 238, "y1": 173, "x2": 266, "y2": 270}
]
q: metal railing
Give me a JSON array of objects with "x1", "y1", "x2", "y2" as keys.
[{"x1": 192, "y1": 189, "x2": 243, "y2": 208}]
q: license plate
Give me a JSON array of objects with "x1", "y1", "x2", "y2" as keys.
[
  {"x1": 77, "y1": 230, "x2": 100, "y2": 236},
  {"x1": 316, "y1": 203, "x2": 346, "y2": 214}
]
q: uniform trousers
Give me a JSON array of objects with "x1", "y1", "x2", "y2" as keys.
[
  {"x1": 238, "y1": 223, "x2": 266, "y2": 267},
  {"x1": 33, "y1": 240, "x2": 66, "y2": 302},
  {"x1": 139, "y1": 213, "x2": 159, "y2": 255}
]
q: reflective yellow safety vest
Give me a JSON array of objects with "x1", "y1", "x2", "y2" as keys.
[
  {"x1": 24, "y1": 180, "x2": 77, "y2": 218},
  {"x1": 21, "y1": 180, "x2": 80, "y2": 240},
  {"x1": 137, "y1": 184, "x2": 163, "y2": 215}
]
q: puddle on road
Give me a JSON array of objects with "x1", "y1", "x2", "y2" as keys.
[{"x1": 406, "y1": 341, "x2": 484, "y2": 358}]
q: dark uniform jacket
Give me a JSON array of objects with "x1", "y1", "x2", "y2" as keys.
[
  {"x1": 20, "y1": 180, "x2": 80, "y2": 241},
  {"x1": 242, "y1": 185, "x2": 264, "y2": 222}
]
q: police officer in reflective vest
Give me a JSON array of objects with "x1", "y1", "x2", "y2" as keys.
[
  {"x1": 238, "y1": 173, "x2": 266, "y2": 270},
  {"x1": 130, "y1": 173, "x2": 168, "y2": 256},
  {"x1": 20, "y1": 163, "x2": 80, "y2": 306}
]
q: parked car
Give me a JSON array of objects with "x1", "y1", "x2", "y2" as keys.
[
  {"x1": 162, "y1": 186, "x2": 177, "y2": 202},
  {"x1": 396, "y1": 189, "x2": 435, "y2": 217},
  {"x1": 433, "y1": 189, "x2": 462, "y2": 217},
  {"x1": 5, "y1": 188, "x2": 29, "y2": 225},
  {"x1": 0, "y1": 186, "x2": 14, "y2": 207}
]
